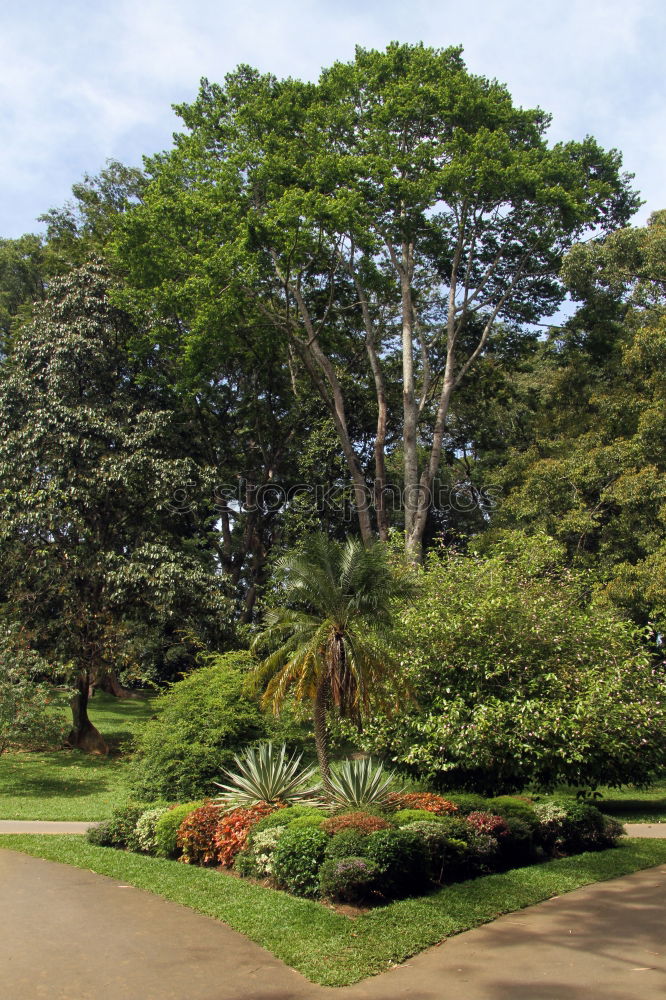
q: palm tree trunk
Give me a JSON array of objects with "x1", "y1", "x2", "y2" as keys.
[{"x1": 313, "y1": 677, "x2": 332, "y2": 791}]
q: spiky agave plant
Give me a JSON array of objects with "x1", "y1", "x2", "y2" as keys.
[
  {"x1": 326, "y1": 757, "x2": 403, "y2": 809},
  {"x1": 213, "y1": 742, "x2": 321, "y2": 807}
]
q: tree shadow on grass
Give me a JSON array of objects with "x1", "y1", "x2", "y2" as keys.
[{"x1": 1, "y1": 750, "x2": 123, "y2": 799}]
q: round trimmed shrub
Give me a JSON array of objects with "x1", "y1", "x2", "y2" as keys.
[
  {"x1": 321, "y1": 812, "x2": 391, "y2": 836},
  {"x1": 86, "y1": 821, "x2": 115, "y2": 847},
  {"x1": 154, "y1": 801, "x2": 203, "y2": 858},
  {"x1": 128, "y1": 653, "x2": 269, "y2": 801},
  {"x1": 325, "y1": 829, "x2": 368, "y2": 861},
  {"x1": 534, "y1": 798, "x2": 623, "y2": 853},
  {"x1": 363, "y1": 828, "x2": 430, "y2": 898},
  {"x1": 393, "y1": 809, "x2": 438, "y2": 826},
  {"x1": 135, "y1": 806, "x2": 170, "y2": 854},
  {"x1": 402, "y1": 821, "x2": 468, "y2": 882},
  {"x1": 86, "y1": 802, "x2": 146, "y2": 850},
  {"x1": 237, "y1": 825, "x2": 289, "y2": 878},
  {"x1": 214, "y1": 802, "x2": 276, "y2": 867},
  {"x1": 444, "y1": 793, "x2": 488, "y2": 815},
  {"x1": 249, "y1": 805, "x2": 320, "y2": 837},
  {"x1": 486, "y1": 796, "x2": 539, "y2": 830},
  {"x1": 466, "y1": 811, "x2": 511, "y2": 840},
  {"x1": 319, "y1": 857, "x2": 380, "y2": 902},
  {"x1": 272, "y1": 827, "x2": 329, "y2": 897}
]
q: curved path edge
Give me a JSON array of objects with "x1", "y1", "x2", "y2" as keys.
[{"x1": 1, "y1": 848, "x2": 665, "y2": 999}]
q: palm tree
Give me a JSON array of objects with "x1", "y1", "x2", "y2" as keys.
[{"x1": 251, "y1": 534, "x2": 414, "y2": 787}]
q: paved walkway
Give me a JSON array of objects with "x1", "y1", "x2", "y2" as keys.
[
  {"x1": 0, "y1": 849, "x2": 665, "y2": 999},
  {"x1": 0, "y1": 820, "x2": 98, "y2": 834}
]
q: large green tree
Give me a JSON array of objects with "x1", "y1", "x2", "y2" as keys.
[
  {"x1": 489, "y1": 211, "x2": 666, "y2": 629},
  {"x1": 0, "y1": 260, "x2": 229, "y2": 752},
  {"x1": 116, "y1": 43, "x2": 638, "y2": 559}
]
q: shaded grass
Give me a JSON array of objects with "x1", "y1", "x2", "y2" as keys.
[
  {"x1": 553, "y1": 778, "x2": 666, "y2": 822},
  {"x1": 0, "y1": 692, "x2": 156, "y2": 820},
  {"x1": 2, "y1": 835, "x2": 665, "y2": 986}
]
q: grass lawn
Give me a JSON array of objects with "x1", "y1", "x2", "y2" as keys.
[
  {"x1": 553, "y1": 779, "x2": 666, "y2": 823},
  {"x1": 0, "y1": 691, "x2": 156, "y2": 821},
  {"x1": 1, "y1": 835, "x2": 665, "y2": 986}
]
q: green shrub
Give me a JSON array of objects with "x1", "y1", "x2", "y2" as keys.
[
  {"x1": 135, "y1": 806, "x2": 170, "y2": 854},
  {"x1": 393, "y1": 808, "x2": 437, "y2": 826},
  {"x1": 486, "y1": 796, "x2": 539, "y2": 830},
  {"x1": 250, "y1": 805, "x2": 322, "y2": 837},
  {"x1": 129, "y1": 653, "x2": 269, "y2": 801},
  {"x1": 357, "y1": 539, "x2": 666, "y2": 792},
  {"x1": 87, "y1": 802, "x2": 146, "y2": 850},
  {"x1": 85, "y1": 821, "x2": 115, "y2": 847},
  {"x1": 363, "y1": 828, "x2": 430, "y2": 898},
  {"x1": 534, "y1": 798, "x2": 623, "y2": 853},
  {"x1": 402, "y1": 820, "x2": 468, "y2": 883},
  {"x1": 154, "y1": 801, "x2": 203, "y2": 858},
  {"x1": 237, "y1": 825, "x2": 289, "y2": 878},
  {"x1": 444, "y1": 793, "x2": 488, "y2": 815},
  {"x1": 319, "y1": 857, "x2": 380, "y2": 902},
  {"x1": 288, "y1": 815, "x2": 325, "y2": 830},
  {"x1": 271, "y1": 827, "x2": 328, "y2": 897},
  {"x1": 325, "y1": 829, "x2": 368, "y2": 861}
]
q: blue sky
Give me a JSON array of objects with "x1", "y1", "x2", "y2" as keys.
[{"x1": 2, "y1": 0, "x2": 664, "y2": 238}]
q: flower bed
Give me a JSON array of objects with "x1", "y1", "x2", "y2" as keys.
[{"x1": 88, "y1": 792, "x2": 624, "y2": 906}]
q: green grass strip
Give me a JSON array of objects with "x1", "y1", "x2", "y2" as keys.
[{"x1": 2, "y1": 836, "x2": 666, "y2": 986}]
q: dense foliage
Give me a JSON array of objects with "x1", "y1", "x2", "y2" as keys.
[
  {"x1": 354, "y1": 535, "x2": 666, "y2": 792},
  {"x1": 129, "y1": 653, "x2": 269, "y2": 801}
]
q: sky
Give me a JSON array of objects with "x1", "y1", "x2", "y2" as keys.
[{"x1": 2, "y1": 0, "x2": 665, "y2": 239}]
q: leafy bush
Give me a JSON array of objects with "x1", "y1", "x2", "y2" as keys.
[
  {"x1": 135, "y1": 806, "x2": 170, "y2": 854},
  {"x1": 500, "y1": 816, "x2": 536, "y2": 865},
  {"x1": 442, "y1": 793, "x2": 488, "y2": 815},
  {"x1": 86, "y1": 821, "x2": 115, "y2": 847},
  {"x1": 393, "y1": 809, "x2": 438, "y2": 826},
  {"x1": 402, "y1": 821, "x2": 468, "y2": 883},
  {"x1": 214, "y1": 742, "x2": 319, "y2": 806},
  {"x1": 319, "y1": 857, "x2": 380, "y2": 902},
  {"x1": 154, "y1": 802, "x2": 203, "y2": 858},
  {"x1": 289, "y1": 815, "x2": 325, "y2": 830},
  {"x1": 466, "y1": 811, "x2": 511, "y2": 840},
  {"x1": 363, "y1": 829, "x2": 430, "y2": 898},
  {"x1": 88, "y1": 802, "x2": 146, "y2": 850},
  {"x1": 321, "y1": 811, "x2": 391, "y2": 836},
  {"x1": 386, "y1": 792, "x2": 458, "y2": 816},
  {"x1": 356, "y1": 539, "x2": 666, "y2": 792},
  {"x1": 272, "y1": 827, "x2": 329, "y2": 897},
  {"x1": 325, "y1": 829, "x2": 368, "y2": 861},
  {"x1": 250, "y1": 804, "x2": 318, "y2": 836},
  {"x1": 214, "y1": 802, "x2": 275, "y2": 867},
  {"x1": 129, "y1": 653, "x2": 269, "y2": 801},
  {"x1": 326, "y1": 758, "x2": 402, "y2": 809},
  {"x1": 237, "y1": 825, "x2": 289, "y2": 878},
  {"x1": 486, "y1": 796, "x2": 539, "y2": 830},
  {"x1": 534, "y1": 798, "x2": 624, "y2": 853},
  {"x1": 0, "y1": 626, "x2": 69, "y2": 755},
  {"x1": 177, "y1": 801, "x2": 222, "y2": 865}
]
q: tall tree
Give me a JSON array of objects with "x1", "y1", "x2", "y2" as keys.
[
  {"x1": 489, "y1": 211, "x2": 666, "y2": 630},
  {"x1": 0, "y1": 260, "x2": 229, "y2": 752},
  {"x1": 117, "y1": 43, "x2": 638, "y2": 559}
]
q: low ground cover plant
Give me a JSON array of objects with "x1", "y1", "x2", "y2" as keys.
[{"x1": 87, "y1": 781, "x2": 625, "y2": 907}]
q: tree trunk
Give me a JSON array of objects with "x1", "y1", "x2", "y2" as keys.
[
  {"x1": 313, "y1": 677, "x2": 332, "y2": 791},
  {"x1": 68, "y1": 673, "x2": 109, "y2": 755},
  {"x1": 97, "y1": 671, "x2": 140, "y2": 699}
]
